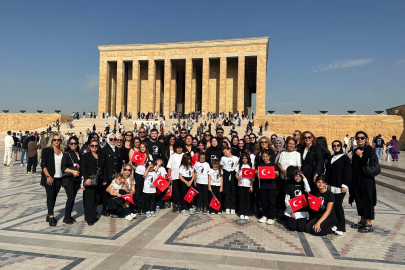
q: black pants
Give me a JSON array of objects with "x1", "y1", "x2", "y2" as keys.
[
  {"x1": 223, "y1": 170, "x2": 237, "y2": 210},
  {"x1": 144, "y1": 193, "x2": 156, "y2": 212},
  {"x1": 172, "y1": 180, "x2": 181, "y2": 208},
  {"x1": 83, "y1": 186, "x2": 98, "y2": 223},
  {"x1": 287, "y1": 217, "x2": 307, "y2": 232},
  {"x1": 45, "y1": 178, "x2": 62, "y2": 216},
  {"x1": 239, "y1": 186, "x2": 250, "y2": 216},
  {"x1": 209, "y1": 186, "x2": 222, "y2": 213},
  {"x1": 250, "y1": 177, "x2": 260, "y2": 214},
  {"x1": 27, "y1": 154, "x2": 37, "y2": 173},
  {"x1": 306, "y1": 216, "x2": 337, "y2": 236},
  {"x1": 134, "y1": 173, "x2": 145, "y2": 211},
  {"x1": 197, "y1": 183, "x2": 209, "y2": 210},
  {"x1": 63, "y1": 180, "x2": 80, "y2": 220},
  {"x1": 260, "y1": 188, "x2": 276, "y2": 219},
  {"x1": 180, "y1": 178, "x2": 193, "y2": 211},
  {"x1": 101, "y1": 183, "x2": 110, "y2": 211},
  {"x1": 334, "y1": 193, "x2": 346, "y2": 232}
]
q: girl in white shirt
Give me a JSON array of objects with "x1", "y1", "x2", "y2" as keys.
[
  {"x1": 121, "y1": 164, "x2": 137, "y2": 219},
  {"x1": 179, "y1": 153, "x2": 195, "y2": 216},
  {"x1": 220, "y1": 146, "x2": 240, "y2": 215},
  {"x1": 208, "y1": 160, "x2": 223, "y2": 214},
  {"x1": 154, "y1": 157, "x2": 167, "y2": 212},
  {"x1": 143, "y1": 163, "x2": 157, "y2": 218},
  {"x1": 235, "y1": 153, "x2": 253, "y2": 220},
  {"x1": 107, "y1": 173, "x2": 133, "y2": 221},
  {"x1": 193, "y1": 153, "x2": 211, "y2": 214},
  {"x1": 167, "y1": 143, "x2": 184, "y2": 213}
]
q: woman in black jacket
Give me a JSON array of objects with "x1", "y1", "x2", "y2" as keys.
[
  {"x1": 81, "y1": 139, "x2": 102, "y2": 226},
  {"x1": 205, "y1": 137, "x2": 222, "y2": 167},
  {"x1": 161, "y1": 134, "x2": 176, "y2": 165},
  {"x1": 100, "y1": 133, "x2": 123, "y2": 216},
  {"x1": 349, "y1": 131, "x2": 376, "y2": 233},
  {"x1": 326, "y1": 140, "x2": 352, "y2": 235},
  {"x1": 41, "y1": 132, "x2": 65, "y2": 227},
  {"x1": 298, "y1": 131, "x2": 323, "y2": 193},
  {"x1": 61, "y1": 136, "x2": 82, "y2": 224}
]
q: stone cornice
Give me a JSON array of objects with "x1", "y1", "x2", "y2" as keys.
[{"x1": 98, "y1": 37, "x2": 269, "y2": 52}]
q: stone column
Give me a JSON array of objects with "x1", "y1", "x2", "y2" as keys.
[
  {"x1": 191, "y1": 63, "x2": 197, "y2": 112},
  {"x1": 202, "y1": 58, "x2": 209, "y2": 114},
  {"x1": 155, "y1": 65, "x2": 161, "y2": 115},
  {"x1": 148, "y1": 58, "x2": 156, "y2": 113},
  {"x1": 185, "y1": 58, "x2": 193, "y2": 113},
  {"x1": 98, "y1": 60, "x2": 109, "y2": 115},
  {"x1": 256, "y1": 54, "x2": 267, "y2": 117},
  {"x1": 237, "y1": 56, "x2": 245, "y2": 114},
  {"x1": 128, "y1": 59, "x2": 140, "y2": 115},
  {"x1": 163, "y1": 59, "x2": 171, "y2": 117},
  {"x1": 170, "y1": 64, "x2": 177, "y2": 113},
  {"x1": 219, "y1": 57, "x2": 227, "y2": 113},
  {"x1": 115, "y1": 60, "x2": 125, "y2": 115}
]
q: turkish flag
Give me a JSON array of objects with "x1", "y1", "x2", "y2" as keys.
[
  {"x1": 209, "y1": 196, "x2": 221, "y2": 211},
  {"x1": 131, "y1": 151, "x2": 147, "y2": 165},
  {"x1": 163, "y1": 186, "x2": 172, "y2": 200},
  {"x1": 153, "y1": 175, "x2": 169, "y2": 192},
  {"x1": 121, "y1": 194, "x2": 135, "y2": 205},
  {"x1": 308, "y1": 193, "x2": 322, "y2": 211},
  {"x1": 242, "y1": 168, "x2": 256, "y2": 179},
  {"x1": 288, "y1": 194, "x2": 307, "y2": 212},
  {"x1": 166, "y1": 174, "x2": 171, "y2": 180},
  {"x1": 258, "y1": 166, "x2": 275, "y2": 179},
  {"x1": 184, "y1": 187, "x2": 198, "y2": 203}
]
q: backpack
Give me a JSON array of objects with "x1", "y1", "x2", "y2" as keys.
[{"x1": 363, "y1": 150, "x2": 381, "y2": 177}]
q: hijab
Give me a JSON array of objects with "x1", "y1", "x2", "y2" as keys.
[
  {"x1": 107, "y1": 133, "x2": 116, "y2": 152},
  {"x1": 331, "y1": 140, "x2": 343, "y2": 164},
  {"x1": 273, "y1": 137, "x2": 285, "y2": 151}
]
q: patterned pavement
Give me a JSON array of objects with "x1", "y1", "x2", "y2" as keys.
[{"x1": 0, "y1": 151, "x2": 405, "y2": 269}]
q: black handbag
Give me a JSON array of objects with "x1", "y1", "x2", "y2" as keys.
[
  {"x1": 84, "y1": 157, "x2": 100, "y2": 186},
  {"x1": 363, "y1": 151, "x2": 381, "y2": 177},
  {"x1": 62, "y1": 153, "x2": 78, "y2": 178}
]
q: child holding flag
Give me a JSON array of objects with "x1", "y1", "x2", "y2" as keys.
[
  {"x1": 220, "y1": 146, "x2": 239, "y2": 215},
  {"x1": 106, "y1": 173, "x2": 134, "y2": 221},
  {"x1": 193, "y1": 153, "x2": 211, "y2": 214},
  {"x1": 143, "y1": 163, "x2": 157, "y2": 217},
  {"x1": 167, "y1": 143, "x2": 184, "y2": 213},
  {"x1": 208, "y1": 160, "x2": 223, "y2": 214},
  {"x1": 153, "y1": 156, "x2": 167, "y2": 212},
  {"x1": 179, "y1": 153, "x2": 195, "y2": 216},
  {"x1": 236, "y1": 153, "x2": 254, "y2": 220},
  {"x1": 285, "y1": 170, "x2": 310, "y2": 232},
  {"x1": 122, "y1": 164, "x2": 137, "y2": 219}
]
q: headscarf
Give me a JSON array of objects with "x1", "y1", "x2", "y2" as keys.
[
  {"x1": 331, "y1": 140, "x2": 343, "y2": 164},
  {"x1": 107, "y1": 133, "x2": 116, "y2": 152},
  {"x1": 273, "y1": 137, "x2": 285, "y2": 151}
]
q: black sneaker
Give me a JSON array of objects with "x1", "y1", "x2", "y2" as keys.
[
  {"x1": 102, "y1": 209, "x2": 110, "y2": 216},
  {"x1": 358, "y1": 224, "x2": 373, "y2": 233},
  {"x1": 172, "y1": 205, "x2": 178, "y2": 213},
  {"x1": 350, "y1": 221, "x2": 365, "y2": 229}
]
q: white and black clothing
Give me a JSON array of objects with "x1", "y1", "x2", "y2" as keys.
[
  {"x1": 257, "y1": 151, "x2": 277, "y2": 220},
  {"x1": 208, "y1": 168, "x2": 222, "y2": 213},
  {"x1": 298, "y1": 145, "x2": 323, "y2": 193},
  {"x1": 167, "y1": 153, "x2": 184, "y2": 208},
  {"x1": 238, "y1": 164, "x2": 253, "y2": 216},
  {"x1": 81, "y1": 152, "x2": 102, "y2": 223},
  {"x1": 205, "y1": 145, "x2": 222, "y2": 167},
  {"x1": 143, "y1": 171, "x2": 157, "y2": 212},
  {"x1": 220, "y1": 156, "x2": 239, "y2": 210},
  {"x1": 101, "y1": 144, "x2": 123, "y2": 212},
  {"x1": 194, "y1": 162, "x2": 210, "y2": 210},
  {"x1": 306, "y1": 189, "x2": 337, "y2": 236},
  {"x1": 147, "y1": 139, "x2": 163, "y2": 161},
  {"x1": 179, "y1": 165, "x2": 194, "y2": 210},
  {"x1": 284, "y1": 178, "x2": 310, "y2": 232},
  {"x1": 133, "y1": 153, "x2": 153, "y2": 212}
]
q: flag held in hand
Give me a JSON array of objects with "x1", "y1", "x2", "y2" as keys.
[
  {"x1": 131, "y1": 151, "x2": 147, "y2": 165},
  {"x1": 121, "y1": 194, "x2": 135, "y2": 205},
  {"x1": 242, "y1": 168, "x2": 255, "y2": 178},
  {"x1": 308, "y1": 193, "x2": 322, "y2": 211},
  {"x1": 163, "y1": 185, "x2": 172, "y2": 200},
  {"x1": 288, "y1": 194, "x2": 307, "y2": 212},
  {"x1": 153, "y1": 175, "x2": 169, "y2": 192},
  {"x1": 184, "y1": 187, "x2": 198, "y2": 203},
  {"x1": 258, "y1": 166, "x2": 275, "y2": 179},
  {"x1": 209, "y1": 196, "x2": 221, "y2": 211}
]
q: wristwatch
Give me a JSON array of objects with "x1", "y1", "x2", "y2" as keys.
[{"x1": 46, "y1": 175, "x2": 51, "y2": 178}]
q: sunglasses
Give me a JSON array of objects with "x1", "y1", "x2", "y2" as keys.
[
  {"x1": 271, "y1": 137, "x2": 276, "y2": 140},
  {"x1": 109, "y1": 138, "x2": 116, "y2": 141},
  {"x1": 52, "y1": 139, "x2": 62, "y2": 142},
  {"x1": 116, "y1": 139, "x2": 123, "y2": 142},
  {"x1": 181, "y1": 132, "x2": 187, "y2": 134},
  {"x1": 356, "y1": 136, "x2": 366, "y2": 140},
  {"x1": 123, "y1": 168, "x2": 131, "y2": 172},
  {"x1": 204, "y1": 134, "x2": 211, "y2": 136},
  {"x1": 139, "y1": 131, "x2": 145, "y2": 134},
  {"x1": 293, "y1": 133, "x2": 300, "y2": 136},
  {"x1": 217, "y1": 132, "x2": 223, "y2": 134},
  {"x1": 69, "y1": 142, "x2": 78, "y2": 145},
  {"x1": 250, "y1": 137, "x2": 255, "y2": 140},
  {"x1": 261, "y1": 141, "x2": 268, "y2": 144},
  {"x1": 90, "y1": 144, "x2": 99, "y2": 148},
  {"x1": 332, "y1": 144, "x2": 340, "y2": 147},
  {"x1": 125, "y1": 134, "x2": 133, "y2": 137},
  {"x1": 304, "y1": 136, "x2": 312, "y2": 139}
]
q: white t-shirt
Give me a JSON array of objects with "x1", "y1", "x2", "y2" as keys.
[
  {"x1": 238, "y1": 164, "x2": 253, "y2": 187},
  {"x1": 193, "y1": 162, "x2": 210, "y2": 185},
  {"x1": 111, "y1": 179, "x2": 124, "y2": 191},
  {"x1": 250, "y1": 154, "x2": 256, "y2": 167},
  {"x1": 143, "y1": 171, "x2": 156, "y2": 193},
  {"x1": 208, "y1": 168, "x2": 222, "y2": 186},
  {"x1": 135, "y1": 154, "x2": 153, "y2": 175},
  {"x1": 179, "y1": 165, "x2": 194, "y2": 178},
  {"x1": 344, "y1": 137, "x2": 349, "y2": 145},
  {"x1": 126, "y1": 177, "x2": 134, "y2": 190},
  {"x1": 155, "y1": 166, "x2": 167, "y2": 178},
  {"x1": 167, "y1": 153, "x2": 184, "y2": 180},
  {"x1": 220, "y1": 156, "x2": 239, "y2": 172},
  {"x1": 278, "y1": 151, "x2": 302, "y2": 170},
  {"x1": 54, "y1": 153, "x2": 63, "y2": 178}
]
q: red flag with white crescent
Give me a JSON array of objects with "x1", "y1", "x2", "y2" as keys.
[
  {"x1": 209, "y1": 195, "x2": 221, "y2": 211},
  {"x1": 242, "y1": 168, "x2": 255, "y2": 178},
  {"x1": 288, "y1": 194, "x2": 306, "y2": 212},
  {"x1": 184, "y1": 187, "x2": 198, "y2": 203},
  {"x1": 308, "y1": 193, "x2": 322, "y2": 211},
  {"x1": 131, "y1": 151, "x2": 147, "y2": 165},
  {"x1": 258, "y1": 166, "x2": 275, "y2": 179},
  {"x1": 163, "y1": 185, "x2": 172, "y2": 200},
  {"x1": 153, "y1": 175, "x2": 169, "y2": 192},
  {"x1": 121, "y1": 194, "x2": 135, "y2": 205}
]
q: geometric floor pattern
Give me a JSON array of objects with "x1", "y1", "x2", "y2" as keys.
[{"x1": 1, "y1": 151, "x2": 405, "y2": 269}]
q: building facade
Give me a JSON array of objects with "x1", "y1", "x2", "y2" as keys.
[{"x1": 97, "y1": 37, "x2": 269, "y2": 117}]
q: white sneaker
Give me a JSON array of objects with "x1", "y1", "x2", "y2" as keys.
[
  {"x1": 240, "y1": 215, "x2": 245, "y2": 220},
  {"x1": 258, "y1": 216, "x2": 267, "y2": 223},
  {"x1": 230, "y1": 209, "x2": 235, "y2": 215},
  {"x1": 335, "y1": 230, "x2": 345, "y2": 236},
  {"x1": 331, "y1": 226, "x2": 337, "y2": 232},
  {"x1": 217, "y1": 212, "x2": 222, "y2": 215},
  {"x1": 266, "y1": 219, "x2": 275, "y2": 225},
  {"x1": 181, "y1": 210, "x2": 187, "y2": 216},
  {"x1": 244, "y1": 216, "x2": 249, "y2": 220},
  {"x1": 211, "y1": 212, "x2": 215, "y2": 215},
  {"x1": 130, "y1": 213, "x2": 137, "y2": 219},
  {"x1": 125, "y1": 215, "x2": 133, "y2": 221},
  {"x1": 225, "y1": 209, "x2": 230, "y2": 215}
]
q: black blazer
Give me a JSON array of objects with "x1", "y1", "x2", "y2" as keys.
[
  {"x1": 40, "y1": 147, "x2": 59, "y2": 186},
  {"x1": 101, "y1": 144, "x2": 122, "y2": 184},
  {"x1": 61, "y1": 149, "x2": 82, "y2": 181},
  {"x1": 298, "y1": 144, "x2": 323, "y2": 179},
  {"x1": 80, "y1": 151, "x2": 100, "y2": 180}
]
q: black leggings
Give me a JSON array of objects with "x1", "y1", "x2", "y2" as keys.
[
  {"x1": 180, "y1": 178, "x2": 193, "y2": 211},
  {"x1": 144, "y1": 193, "x2": 156, "y2": 212},
  {"x1": 287, "y1": 217, "x2": 307, "y2": 232},
  {"x1": 209, "y1": 186, "x2": 221, "y2": 214},
  {"x1": 172, "y1": 180, "x2": 181, "y2": 208},
  {"x1": 197, "y1": 183, "x2": 209, "y2": 210},
  {"x1": 83, "y1": 186, "x2": 98, "y2": 223},
  {"x1": 260, "y1": 188, "x2": 276, "y2": 219},
  {"x1": 134, "y1": 173, "x2": 145, "y2": 211},
  {"x1": 306, "y1": 217, "x2": 337, "y2": 236},
  {"x1": 45, "y1": 178, "x2": 62, "y2": 216},
  {"x1": 239, "y1": 186, "x2": 250, "y2": 216},
  {"x1": 334, "y1": 193, "x2": 346, "y2": 232},
  {"x1": 63, "y1": 180, "x2": 80, "y2": 220},
  {"x1": 222, "y1": 170, "x2": 237, "y2": 210},
  {"x1": 27, "y1": 154, "x2": 37, "y2": 173}
]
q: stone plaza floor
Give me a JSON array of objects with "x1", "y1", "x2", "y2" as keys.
[{"x1": 1, "y1": 151, "x2": 405, "y2": 269}]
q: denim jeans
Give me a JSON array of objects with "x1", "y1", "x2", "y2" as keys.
[
  {"x1": 375, "y1": 148, "x2": 383, "y2": 159},
  {"x1": 20, "y1": 149, "x2": 28, "y2": 165}
]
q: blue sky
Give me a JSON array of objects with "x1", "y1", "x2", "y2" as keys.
[{"x1": 0, "y1": 1, "x2": 404, "y2": 115}]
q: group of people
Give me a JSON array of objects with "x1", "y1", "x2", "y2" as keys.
[{"x1": 3, "y1": 122, "x2": 387, "y2": 238}]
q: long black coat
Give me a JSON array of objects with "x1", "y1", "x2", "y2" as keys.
[
  {"x1": 81, "y1": 151, "x2": 101, "y2": 181},
  {"x1": 101, "y1": 144, "x2": 122, "y2": 184},
  {"x1": 298, "y1": 144, "x2": 323, "y2": 180},
  {"x1": 41, "y1": 147, "x2": 57, "y2": 187},
  {"x1": 61, "y1": 149, "x2": 82, "y2": 183}
]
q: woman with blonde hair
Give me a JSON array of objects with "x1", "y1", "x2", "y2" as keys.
[{"x1": 41, "y1": 132, "x2": 65, "y2": 227}]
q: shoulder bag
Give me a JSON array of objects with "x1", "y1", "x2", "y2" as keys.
[
  {"x1": 85, "y1": 156, "x2": 99, "y2": 186},
  {"x1": 62, "y1": 152, "x2": 78, "y2": 178},
  {"x1": 363, "y1": 148, "x2": 381, "y2": 177}
]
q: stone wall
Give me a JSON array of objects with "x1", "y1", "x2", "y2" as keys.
[
  {"x1": 0, "y1": 113, "x2": 73, "y2": 133},
  {"x1": 254, "y1": 115, "x2": 405, "y2": 149}
]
